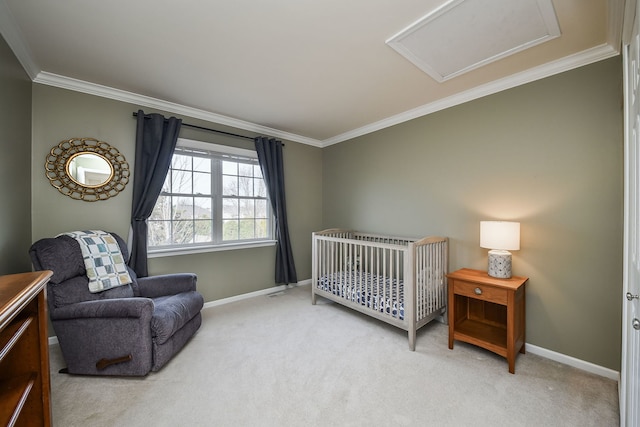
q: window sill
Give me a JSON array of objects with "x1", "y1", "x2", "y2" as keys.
[{"x1": 148, "y1": 240, "x2": 277, "y2": 258}]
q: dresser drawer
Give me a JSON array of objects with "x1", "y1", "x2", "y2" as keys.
[{"x1": 453, "y1": 280, "x2": 508, "y2": 305}]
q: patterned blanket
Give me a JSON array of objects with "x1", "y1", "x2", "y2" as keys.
[
  {"x1": 317, "y1": 271, "x2": 405, "y2": 319},
  {"x1": 63, "y1": 230, "x2": 132, "y2": 293}
]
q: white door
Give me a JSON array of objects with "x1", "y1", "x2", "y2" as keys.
[{"x1": 622, "y1": 2, "x2": 640, "y2": 425}]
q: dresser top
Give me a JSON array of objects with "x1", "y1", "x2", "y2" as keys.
[{"x1": 0, "y1": 271, "x2": 52, "y2": 331}]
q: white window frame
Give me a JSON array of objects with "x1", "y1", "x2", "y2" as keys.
[{"x1": 148, "y1": 138, "x2": 276, "y2": 258}]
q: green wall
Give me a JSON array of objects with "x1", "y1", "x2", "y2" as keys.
[
  {"x1": 323, "y1": 57, "x2": 624, "y2": 370},
  {"x1": 0, "y1": 35, "x2": 32, "y2": 274},
  {"x1": 24, "y1": 48, "x2": 624, "y2": 370},
  {"x1": 31, "y1": 85, "x2": 323, "y2": 302}
]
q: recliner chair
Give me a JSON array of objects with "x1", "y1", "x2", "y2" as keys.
[{"x1": 29, "y1": 232, "x2": 204, "y2": 376}]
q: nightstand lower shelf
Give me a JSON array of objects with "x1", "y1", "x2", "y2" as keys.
[{"x1": 453, "y1": 318, "x2": 507, "y2": 357}]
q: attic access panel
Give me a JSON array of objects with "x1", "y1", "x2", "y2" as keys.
[{"x1": 386, "y1": 0, "x2": 561, "y2": 82}]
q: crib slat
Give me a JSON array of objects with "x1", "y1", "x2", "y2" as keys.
[
  {"x1": 418, "y1": 245, "x2": 423, "y2": 319},
  {"x1": 406, "y1": 241, "x2": 416, "y2": 350},
  {"x1": 382, "y1": 247, "x2": 387, "y2": 316}
]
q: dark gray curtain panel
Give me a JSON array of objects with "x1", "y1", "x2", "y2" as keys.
[
  {"x1": 254, "y1": 137, "x2": 298, "y2": 284},
  {"x1": 129, "y1": 110, "x2": 181, "y2": 277}
]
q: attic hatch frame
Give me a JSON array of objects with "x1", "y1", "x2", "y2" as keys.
[{"x1": 385, "y1": 0, "x2": 561, "y2": 82}]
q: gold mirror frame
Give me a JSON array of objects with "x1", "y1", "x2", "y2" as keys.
[{"x1": 45, "y1": 138, "x2": 130, "y2": 202}]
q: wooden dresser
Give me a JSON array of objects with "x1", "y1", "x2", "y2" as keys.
[{"x1": 0, "y1": 271, "x2": 53, "y2": 427}]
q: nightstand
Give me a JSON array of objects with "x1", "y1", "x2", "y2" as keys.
[{"x1": 446, "y1": 268, "x2": 528, "y2": 374}]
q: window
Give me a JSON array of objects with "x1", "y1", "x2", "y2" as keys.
[{"x1": 148, "y1": 138, "x2": 273, "y2": 254}]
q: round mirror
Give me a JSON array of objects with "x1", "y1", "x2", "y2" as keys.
[
  {"x1": 45, "y1": 138, "x2": 130, "y2": 202},
  {"x1": 66, "y1": 152, "x2": 114, "y2": 187}
]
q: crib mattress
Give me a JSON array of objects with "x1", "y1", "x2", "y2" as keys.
[{"x1": 316, "y1": 271, "x2": 405, "y2": 319}]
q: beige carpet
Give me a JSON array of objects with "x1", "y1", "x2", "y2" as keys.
[{"x1": 49, "y1": 285, "x2": 619, "y2": 426}]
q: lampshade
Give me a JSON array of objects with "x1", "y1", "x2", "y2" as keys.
[{"x1": 480, "y1": 221, "x2": 520, "y2": 251}]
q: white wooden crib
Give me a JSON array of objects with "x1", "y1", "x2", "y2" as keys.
[{"x1": 311, "y1": 229, "x2": 448, "y2": 350}]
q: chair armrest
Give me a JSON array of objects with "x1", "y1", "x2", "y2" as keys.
[
  {"x1": 51, "y1": 298, "x2": 154, "y2": 321},
  {"x1": 137, "y1": 273, "x2": 197, "y2": 298}
]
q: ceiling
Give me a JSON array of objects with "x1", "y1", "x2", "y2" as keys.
[{"x1": 0, "y1": 0, "x2": 625, "y2": 147}]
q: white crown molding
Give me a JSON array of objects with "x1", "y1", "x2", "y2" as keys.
[
  {"x1": 0, "y1": 0, "x2": 321, "y2": 147},
  {"x1": 0, "y1": 0, "x2": 39, "y2": 79},
  {"x1": 322, "y1": 42, "x2": 620, "y2": 147},
  {"x1": 608, "y1": 0, "x2": 626, "y2": 51},
  {"x1": 26, "y1": 43, "x2": 620, "y2": 150},
  {"x1": 2, "y1": 0, "x2": 622, "y2": 150},
  {"x1": 31, "y1": 42, "x2": 622, "y2": 150},
  {"x1": 33, "y1": 71, "x2": 324, "y2": 148}
]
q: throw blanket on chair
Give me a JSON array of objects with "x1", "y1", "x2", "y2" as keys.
[{"x1": 63, "y1": 230, "x2": 132, "y2": 293}]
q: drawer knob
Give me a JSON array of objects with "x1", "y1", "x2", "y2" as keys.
[{"x1": 474, "y1": 287, "x2": 483, "y2": 295}]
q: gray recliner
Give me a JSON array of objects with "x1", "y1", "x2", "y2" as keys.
[{"x1": 29, "y1": 232, "x2": 204, "y2": 376}]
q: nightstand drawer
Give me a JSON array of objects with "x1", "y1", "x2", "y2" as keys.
[{"x1": 453, "y1": 281, "x2": 508, "y2": 305}]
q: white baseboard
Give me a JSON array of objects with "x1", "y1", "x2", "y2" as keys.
[
  {"x1": 525, "y1": 343, "x2": 619, "y2": 381},
  {"x1": 202, "y1": 279, "x2": 311, "y2": 309},
  {"x1": 47, "y1": 279, "x2": 618, "y2": 382}
]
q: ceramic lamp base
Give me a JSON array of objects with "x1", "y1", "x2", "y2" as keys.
[{"x1": 487, "y1": 250, "x2": 512, "y2": 279}]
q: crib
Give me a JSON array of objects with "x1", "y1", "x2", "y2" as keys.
[{"x1": 311, "y1": 229, "x2": 448, "y2": 350}]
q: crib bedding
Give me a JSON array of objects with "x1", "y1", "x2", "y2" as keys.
[{"x1": 317, "y1": 271, "x2": 405, "y2": 319}]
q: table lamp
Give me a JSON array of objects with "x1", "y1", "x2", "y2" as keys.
[{"x1": 480, "y1": 221, "x2": 520, "y2": 278}]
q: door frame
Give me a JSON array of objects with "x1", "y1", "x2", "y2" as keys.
[{"x1": 621, "y1": 1, "x2": 639, "y2": 425}]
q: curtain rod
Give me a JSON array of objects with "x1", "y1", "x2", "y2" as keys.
[{"x1": 132, "y1": 112, "x2": 256, "y2": 142}]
